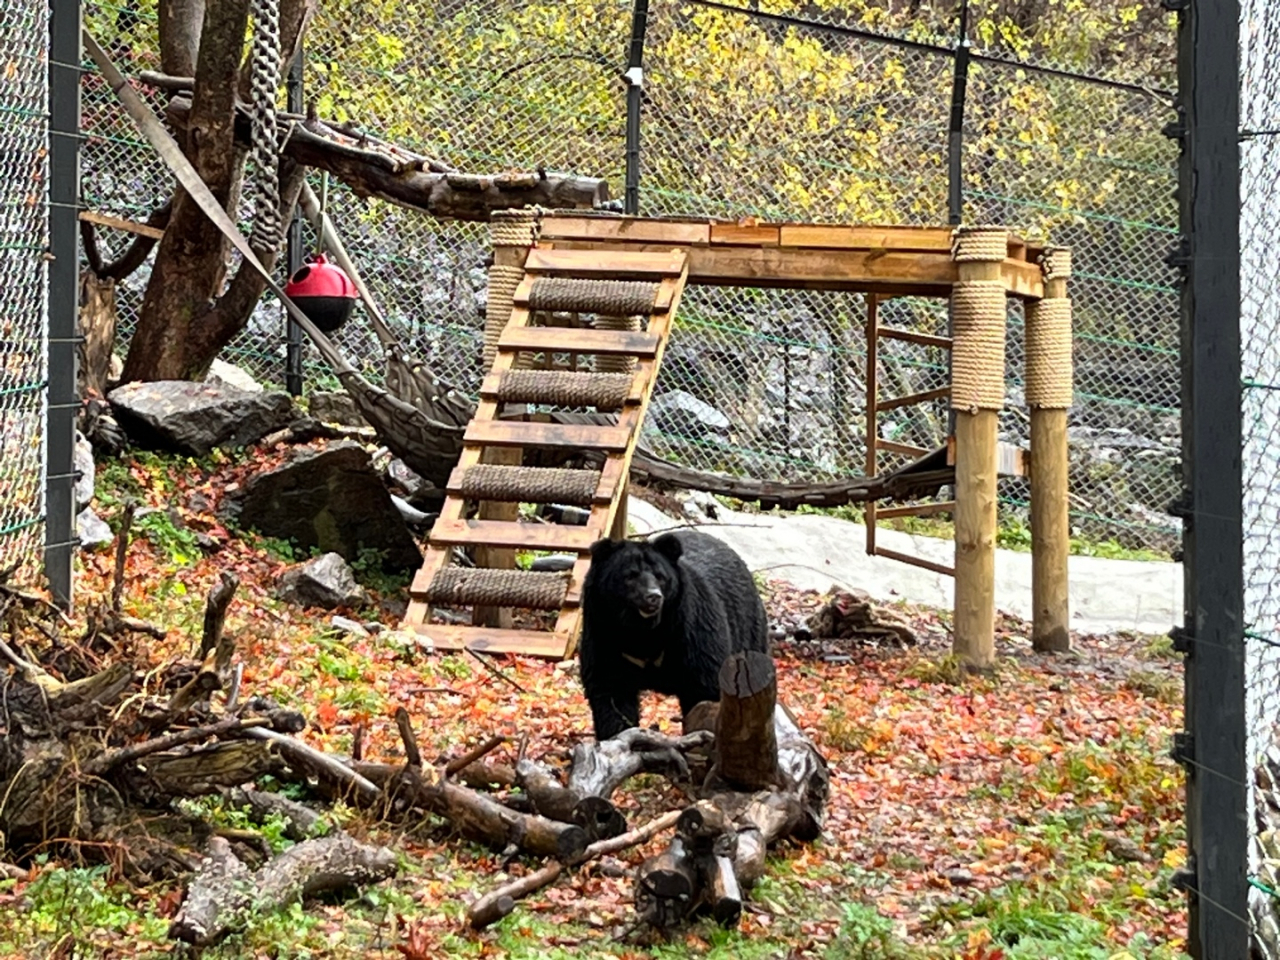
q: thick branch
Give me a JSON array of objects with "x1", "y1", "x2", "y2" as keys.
[
  {"x1": 163, "y1": 97, "x2": 609, "y2": 220},
  {"x1": 169, "y1": 834, "x2": 396, "y2": 946},
  {"x1": 159, "y1": 0, "x2": 207, "y2": 78},
  {"x1": 466, "y1": 809, "x2": 682, "y2": 930}
]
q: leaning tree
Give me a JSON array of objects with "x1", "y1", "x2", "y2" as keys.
[{"x1": 80, "y1": 0, "x2": 606, "y2": 387}]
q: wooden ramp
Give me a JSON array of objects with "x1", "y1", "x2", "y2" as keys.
[{"x1": 403, "y1": 246, "x2": 691, "y2": 660}]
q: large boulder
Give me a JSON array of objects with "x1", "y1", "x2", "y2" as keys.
[
  {"x1": 224, "y1": 440, "x2": 422, "y2": 572},
  {"x1": 277, "y1": 552, "x2": 368, "y2": 609},
  {"x1": 74, "y1": 431, "x2": 95, "y2": 511},
  {"x1": 307, "y1": 390, "x2": 369, "y2": 429},
  {"x1": 108, "y1": 381, "x2": 297, "y2": 456}
]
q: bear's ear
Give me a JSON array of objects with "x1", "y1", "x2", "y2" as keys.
[
  {"x1": 651, "y1": 533, "x2": 683, "y2": 564},
  {"x1": 590, "y1": 537, "x2": 626, "y2": 562}
]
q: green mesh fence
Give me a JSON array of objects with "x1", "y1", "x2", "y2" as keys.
[{"x1": 0, "y1": 0, "x2": 50, "y2": 576}]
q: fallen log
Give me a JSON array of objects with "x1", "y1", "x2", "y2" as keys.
[
  {"x1": 516, "y1": 728, "x2": 713, "y2": 841},
  {"x1": 163, "y1": 97, "x2": 609, "y2": 221},
  {"x1": 169, "y1": 834, "x2": 397, "y2": 946}
]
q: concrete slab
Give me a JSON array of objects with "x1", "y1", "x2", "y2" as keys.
[{"x1": 626, "y1": 498, "x2": 1180, "y2": 637}]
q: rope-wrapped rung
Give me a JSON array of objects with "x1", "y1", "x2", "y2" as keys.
[
  {"x1": 950, "y1": 279, "x2": 1008, "y2": 412},
  {"x1": 426, "y1": 567, "x2": 569, "y2": 610},
  {"x1": 457, "y1": 464, "x2": 601, "y2": 505},
  {"x1": 528, "y1": 278, "x2": 659, "y2": 316},
  {"x1": 494, "y1": 369, "x2": 633, "y2": 409},
  {"x1": 1040, "y1": 247, "x2": 1073, "y2": 281},
  {"x1": 595, "y1": 313, "x2": 640, "y2": 374},
  {"x1": 1025, "y1": 298, "x2": 1074, "y2": 409},
  {"x1": 951, "y1": 225, "x2": 1009, "y2": 263}
]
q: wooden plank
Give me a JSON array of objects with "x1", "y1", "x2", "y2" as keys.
[
  {"x1": 409, "y1": 545, "x2": 457, "y2": 597},
  {"x1": 709, "y1": 222, "x2": 781, "y2": 246},
  {"x1": 1003, "y1": 259, "x2": 1044, "y2": 300},
  {"x1": 876, "y1": 326, "x2": 952, "y2": 350},
  {"x1": 538, "y1": 215, "x2": 711, "y2": 245},
  {"x1": 876, "y1": 386, "x2": 951, "y2": 413},
  {"x1": 594, "y1": 456, "x2": 627, "y2": 504},
  {"x1": 524, "y1": 247, "x2": 688, "y2": 278},
  {"x1": 463, "y1": 419, "x2": 633, "y2": 451},
  {"x1": 498, "y1": 326, "x2": 660, "y2": 357},
  {"x1": 556, "y1": 605, "x2": 584, "y2": 660},
  {"x1": 876, "y1": 439, "x2": 930, "y2": 457},
  {"x1": 873, "y1": 545, "x2": 955, "y2": 578},
  {"x1": 429, "y1": 518, "x2": 602, "y2": 551},
  {"x1": 779, "y1": 224, "x2": 955, "y2": 252},
  {"x1": 403, "y1": 598, "x2": 430, "y2": 628},
  {"x1": 412, "y1": 623, "x2": 569, "y2": 659},
  {"x1": 544, "y1": 240, "x2": 957, "y2": 293},
  {"x1": 79, "y1": 209, "x2": 165, "y2": 239},
  {"x1": 876, "y1": 501, "x2": 957, "y2": 519}
]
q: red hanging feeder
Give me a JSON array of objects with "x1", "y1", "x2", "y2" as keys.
[{"x1": 284, "y1": 252, "x2": 358, "y2": 333}]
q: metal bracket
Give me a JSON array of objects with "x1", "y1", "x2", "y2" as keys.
[
  {"x1": 1166, "y1": 493, "x2": 1193, "y2": 520},
  {"x1": 1162, "y1": 107, "x2": 1188, "y2": 142},
  {"x1": 1169, "y1": 625, "x2": 1194, "y2": 654},
  {"x1": 1164, "y1": 236, "x2": 1192, "y2": 270},
  {"x1": 1171, "y1": 860, "x2": 1196, "y2": 894},
  {"x1": 1172, "y1": 731, "x2": 1195, "y2": 767}
]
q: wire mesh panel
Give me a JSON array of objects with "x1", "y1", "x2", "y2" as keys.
[
  {"x1": 963, "y1": 61, "x2": 1180, "y2": 554},
  {"x1": 0, "y1": 0, "x2": 50, "y2": 576},
  {"x1": 1241, "y1": 0, "x2": 1280, "y2": 952},
  {"x1": 76, "y1": 0, "x2": 1178, "y2": 552}
]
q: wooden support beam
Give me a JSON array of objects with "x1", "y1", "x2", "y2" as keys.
[
  {"x1": 1029, "y1": 268, "x2": 1072, "y2": 652},
  {"x1": 951, "y1": 247, "x2": 1005, "y2": 670}
]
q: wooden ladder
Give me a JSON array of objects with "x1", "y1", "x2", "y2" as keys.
[{"x1": 402, "y1": 245, "x2": 691, "y2": 660}]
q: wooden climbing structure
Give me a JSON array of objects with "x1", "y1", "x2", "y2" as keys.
[
  {"x1": 403, "y1": 235, "x2": 690, "y2": 659},
  {"x1": 403, "y1": 211, "x2": 1074, "y2": 668}
]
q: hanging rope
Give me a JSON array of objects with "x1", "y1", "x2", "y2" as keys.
[{"x1": 248, "y1": 0, "x2": 283, "y2": 252}]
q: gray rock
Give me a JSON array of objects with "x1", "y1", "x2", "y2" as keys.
[
  {"x1": 226, "y1": 441, "x2": 422, "y2": 572},
  {"x1": 329, "y1": 615, "x2": 370, "y2": 637},
  {"x1": 531, "y1": 554, "x2": 576, "y2": 572},
  {"x1": 76, "y1": 507, "x2": 114, "y2": 550},
  {"x1": 387, "y1": 458, "x2": 441, "y2": 503},
  {"x1": 207, "y1": 359, "x2": 263, "y2": 393},
  {"x1": 308, "y1": 390, "x2": 368, "y2": 429},
  {"x1": 649, "y1": 389, "x2": 731, "y2": 439},
  {"x1": 108, "y1": 380, "x2": 297, "y2": 456},
  {"x1": 277, "y1": 552, "x2": 368, "y2": 609},
  {"x1": 74, "y1": 431, "x2": 95, "y2": 511}
]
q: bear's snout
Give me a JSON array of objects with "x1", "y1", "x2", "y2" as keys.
[{"x1": 637, "y1": 585, "x2": 664, "y2": 618}]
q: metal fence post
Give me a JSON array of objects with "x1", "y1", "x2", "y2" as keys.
[
  {"x1": 623, "y1": 0, "x2": 649, "y2": 216},
  {"x1": 45, "y1": 0, "x2": 81, "y2": 609},
  {"x1": 1175, "y1": 0, "x2": 1247, "y2": 954},
  {"x1": 284, "y1": 43, "x2": 305, "y2": 397}
]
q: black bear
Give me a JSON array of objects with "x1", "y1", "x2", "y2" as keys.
[{"x1": 579, "y1": 528, "x2": 770, "y2": 740}]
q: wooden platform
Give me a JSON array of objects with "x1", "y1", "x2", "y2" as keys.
[{"x1": 537, "y1": 214, "x2": 1047, "y2": 300}]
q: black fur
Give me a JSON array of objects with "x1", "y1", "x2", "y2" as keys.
[{"x1": 579, "y1": 528, "x2": 770, "y2": 740}]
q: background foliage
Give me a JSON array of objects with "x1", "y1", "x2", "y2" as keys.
[{"x1": 80, "y1": 0, "x2": 1178, "y2": 552}]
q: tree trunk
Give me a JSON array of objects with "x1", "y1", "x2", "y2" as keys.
[{"x1": 121, "y1": 0, "x2": 311, "y2": 384}]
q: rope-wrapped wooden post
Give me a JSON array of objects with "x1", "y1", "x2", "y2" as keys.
[
  {"x1": 475, "y1": 208, "x2": 540, "y2": 628},
  {"x1": 949, "y1": 226, "x2": 1009, "y2": 670},
  {"x1": 1026, "y1": 248, "x2": 1074, "y2": 652}
]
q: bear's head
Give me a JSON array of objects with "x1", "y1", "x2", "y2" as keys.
[{"x1": 587, "y1": 533, "x2": 684, "y2": 628}]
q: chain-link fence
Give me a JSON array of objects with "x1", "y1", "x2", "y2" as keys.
[
  {"x1": 0, "y1": 0, "x2": 50, "y2": 576},
  {"x1": 1242, "y1": 0, "x2": 1280, "y2": 952},
  {"x1": 79, "y1": 0, "x2": 1179, "y2": 553}
]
